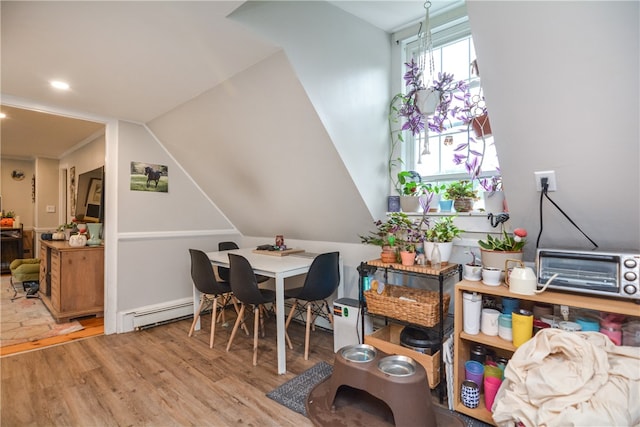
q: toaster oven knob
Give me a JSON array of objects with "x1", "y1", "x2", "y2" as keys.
[
  {"x1": 624, "y1": 284, "x2": 637, "y2": 295},
  {"x1": 624, "y1": 258, "x2": 638, "y2": 269},
  {"x1": 624, "y1": 271, "x2": 637, "y2": 282}
]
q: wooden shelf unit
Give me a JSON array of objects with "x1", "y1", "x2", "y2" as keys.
[
  {"x1": 39, "y1": 240, "x2": 104, "y2": 323},
  {"x1": 453, "y1": 280, "x2": 640, "y2": 425}
]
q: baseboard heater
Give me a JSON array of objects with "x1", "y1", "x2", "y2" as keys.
[{"x1": 131, "y1": 298, "x2": 194, "y2": 331}]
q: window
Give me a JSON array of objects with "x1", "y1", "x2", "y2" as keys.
[{"x1": 401, "y1": 27, "x2": 500, "y2": 186}]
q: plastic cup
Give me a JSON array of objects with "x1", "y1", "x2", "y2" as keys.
[
  {"x1": 501, "y1": 297, "x2": 519, "y2": 315},
  {"x1": 484, "y1": 376, "x2": 502, "y2": 412},
  {"x1": 484, "y1": 363, "x2": 503, "y2": 380},
  {"x1": 465, "y1": 360, "x2": 484, "y2": 392}
]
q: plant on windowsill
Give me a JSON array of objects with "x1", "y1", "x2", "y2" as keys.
[
  {"x1": 444, "y1": 180, "x2": 478, "y2": 213},
  {"x1": 480, "y1": 174, "x2": 505, "y2": 213},
  {"x1": 397, "y1": 170, "x2": 427, "y2": 213}
]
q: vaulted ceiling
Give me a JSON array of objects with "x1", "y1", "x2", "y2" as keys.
[{"x1": 1, "y1": 1, "x2": 460, "y2": 159}]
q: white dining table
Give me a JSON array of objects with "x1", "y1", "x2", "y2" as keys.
[{"x1": 203, "y1": 248, "x2": 329, "y2": 374}]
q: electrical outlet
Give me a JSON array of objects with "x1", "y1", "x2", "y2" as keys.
[
  {"x1": 46, "y1": 205, "x2": 56, "y2": 213},
  {"x1": 534, "y1": 170, "x2": 557, "y2": 192}
]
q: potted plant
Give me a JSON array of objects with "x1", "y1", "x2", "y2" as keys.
[
  {"x1": 397, "y1": 170, "x2": 426, "y2": 212},
  {"x1": 398, "y1": 225, "x2": 426, "y2": 266},
  {"x1": 360, "y1": 212, "x2": 416, "y2": 263},
  {"x1": 425, "y1": 215, "x2": 463, "y2": 265},
  {"x1": 445, "y1": 180, "x2": 478, "y2": 212},
  {"x1": 477, "y1": 228, "x2": 527, "y2": 270},
  {"x1": 387, "y1": 60, "x2": 468, "y2": 201},
  {"x1": 480, "y1": 174, "x2": 505, "y2": 213},
  {"x1": 423, "y1": 182, "x2": 446, "y2": 212}
]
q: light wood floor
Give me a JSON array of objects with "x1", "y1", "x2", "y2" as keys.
[{"x1": 1, "y1": 309, "x2": 336, "y2": 426}]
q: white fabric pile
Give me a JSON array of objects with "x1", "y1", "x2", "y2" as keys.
[{"x1": 492, "y1": 328, "x2": 640, "y2": 426}]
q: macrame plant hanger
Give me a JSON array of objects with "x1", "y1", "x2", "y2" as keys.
[{"x1": 417, "y1": 1, "x2": 435, "y2": 162}]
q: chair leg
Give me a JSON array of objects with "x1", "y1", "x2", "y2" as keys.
[
  {"x1": 253, "y1": 305, "x2": 260, "y2": 366},
  {"x1": 324, "y1": 300, "x2": 334, "y2": 326},
  {"x1": 281, "y1": 303, "x2": 294, "y2": 350},
  {"x1": 231, "y1": 295, "x2": 250, "y2": 336},
  {"x1": 209, "y1": 296, "x2": 218, "y2": 348},
  {"x1": 226, "y1": 304, "x2": 245, "y2": 352},
  {"x1": 304, "y1": 303, "x2": 312, "y2": 360},
  {"x1": 188, "y1": 295, "x2": 207, "y2": 337},
  {"x1": 259, "y1": 305, "x2": 266, "y2": 338}
]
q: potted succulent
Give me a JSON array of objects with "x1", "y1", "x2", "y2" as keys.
[
  {"x1": 478, "y1": 228, "x2": 527, "y2": 270},
  {"x1": 445, "y1": 180, "x2": 478, "y2": 212},
  {"x1": 425, "y1": 215, "x2": 463, "y2": 265},
  {"x1": 360, "y1": 212, "x2": 416, "y2": 263}
]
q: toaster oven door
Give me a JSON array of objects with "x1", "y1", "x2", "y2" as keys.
[{"x1": 537, "y1": 251, "x2": 619, "y2": 294}]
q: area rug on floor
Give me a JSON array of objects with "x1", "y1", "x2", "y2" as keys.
[
  {"x1": 0, "y1": 275, "x2": 84, "y2": 347},
  {"x1": 267, "y1": 361, "x2": 333, "y2": 417},
  {"x1": 267, "y1": 360, "x2": 492, "y2": 427}
]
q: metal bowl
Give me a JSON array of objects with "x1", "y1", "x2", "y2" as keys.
[
  {"x1": 377, "y1": 355, "x2": 416, "y2": 376},
  {"x1": 340, "y1": 344, "x2": 377, "y2": 363}
]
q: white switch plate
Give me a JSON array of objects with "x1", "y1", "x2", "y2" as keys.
[
  {"x1": 534, "y1": 170, "x2": 557, "y2": 192},
  {"x1": 46, "y1": 205, "x2": 56, "y2": 213}
]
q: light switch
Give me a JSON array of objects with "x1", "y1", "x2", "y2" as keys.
[{"x1": 46, "y1": 205, "x2": 56, "y2": 213}]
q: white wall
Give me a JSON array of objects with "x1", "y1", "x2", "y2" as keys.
[
  {"x1": 230, "y1": 0, "x2": 392, "y2": 219},
  {"x1": 0, "y1": 158, "x2": 34, "y2": 227},
  {"x1": 467, "y1": 1, "x2": 640, "y2": 257},
  {"x1": 114, "y1": 121, "x2": 237, "y2": 318}
]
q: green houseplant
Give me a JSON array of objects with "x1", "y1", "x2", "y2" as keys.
[
  {"x1": 478, "y1": 228, "x2": 527, "y2": 270},
  {"x1": 360, "y1": 212, "x2": 417, "y2": 263},
  {"x1": 425, "y1": 216, "x2": 463, "y2": 265},
  {"x1": 445, "y1": 180, "x2": 478, "y2": 212}
]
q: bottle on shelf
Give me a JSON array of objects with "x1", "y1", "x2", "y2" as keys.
[{"x1": 431, "y1": 243, "x2": 441, "y2": 269}]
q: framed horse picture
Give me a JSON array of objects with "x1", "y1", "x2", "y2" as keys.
[{"x1": 130, "y1": 161, "x2": 169, "y2": 192}]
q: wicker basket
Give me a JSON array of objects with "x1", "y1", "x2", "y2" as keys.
[{"x1": 364, "y1": 284, "x2": 450, "y2": 328}]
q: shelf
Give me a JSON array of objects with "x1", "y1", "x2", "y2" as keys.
[
  {"x1": 456, "y1": 280, "x2": 640, "y2": 317},
  {"x1": 460, "y1": 331, "x2": 516, "y2": 352},
  {"x1": 453, "y1": 279, "x2": 640, "y2": 426}
]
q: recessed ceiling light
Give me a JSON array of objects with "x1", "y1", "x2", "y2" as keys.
[{"x1": 50, "y1": 80, "x2": 70, "y2": 90}]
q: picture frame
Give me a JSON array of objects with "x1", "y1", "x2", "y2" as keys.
[{"x1": 86, "y1": 178, "x2": 102, "y2": 206}]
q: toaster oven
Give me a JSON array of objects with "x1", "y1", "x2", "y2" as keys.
[{"x1": 536, "y1": 248, "x2": 640, "y2": 301}]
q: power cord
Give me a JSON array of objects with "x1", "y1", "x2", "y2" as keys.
[{"x1": 536, "y1": 177, "x2": 598, "y2": 249}]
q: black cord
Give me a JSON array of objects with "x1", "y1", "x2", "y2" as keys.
[
  {"x1": 536, "y1": 182, "x2": 598, "y2": 249},
  {"x1": 536, "y1": 182, "x2": 546, "y2": 248}
]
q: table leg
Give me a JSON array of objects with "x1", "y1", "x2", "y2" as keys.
[{"x1": 275, "y1": 275, "x2": 286, "y2": 374}]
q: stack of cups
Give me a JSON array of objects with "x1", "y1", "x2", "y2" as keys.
[
  {"x1": 484, "y1": 376, "x2": 502, "y2": 412},
  {"x1": 464, "y1": 360, "x2": 484, "y2": 392}
]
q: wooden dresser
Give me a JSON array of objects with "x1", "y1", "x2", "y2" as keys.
[{"x1": 39, "y1": 240, "x2": 104, "y2": 322}]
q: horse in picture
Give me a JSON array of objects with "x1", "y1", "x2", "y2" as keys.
[{"x1": 144, "y1": 166, "x2": 162, "y2": 188}]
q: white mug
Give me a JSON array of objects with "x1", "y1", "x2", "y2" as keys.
[{"x1": 481, "y1": 308, "x2": 500, "y2": 336}]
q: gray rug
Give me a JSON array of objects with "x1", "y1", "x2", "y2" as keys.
[{"x1": 266, "y1": 361, "x2": 333, "y2": 417}]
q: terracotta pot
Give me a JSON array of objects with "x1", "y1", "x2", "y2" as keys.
[
  {"x1": 400, "y1": 251, "x2": 416, "y2": 266},
  {"x1": 380, "y1": 250, "x2": 397, "y2": 264},
  {"x1": 472, "y1": 113, "x2": 492, "y2": 137}
]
